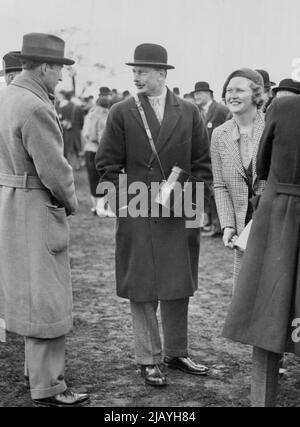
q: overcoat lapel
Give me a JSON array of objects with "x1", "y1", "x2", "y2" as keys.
[
  {"x1": 223, "y1": 121, "x2": 247, "y2": 179},
  {"x1": 150, "y1": 90, "x2": 182, "y2": 162}
]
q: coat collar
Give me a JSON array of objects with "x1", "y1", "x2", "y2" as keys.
[
  {"x1": 11, "y1": 72, "x2": 54, "y2": 108},
  {"x1": 223, "y1": 110, "x2": 265, "y2": 182},
  {"x1": 130, "y1": 87, "x2": 182, "y2": 164}
]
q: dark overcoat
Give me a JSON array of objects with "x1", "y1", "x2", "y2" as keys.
[
  {"x1": 204, "y1": 100, "x2": 229, "y2": 140},
  {"x1": 95, "y1": 89, "x2": 212, "y2": 302},
  {"x1": 223, "y1": 97, "x2": 300, "y2": 356},
  {"x1": 0, "y1": 74, "x2": 77, "y2": 339}
]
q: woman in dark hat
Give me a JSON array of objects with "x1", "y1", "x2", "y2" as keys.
[
  {"x1": 211, "y1": 68, "x2": 266, "y2": 291},
  {"x1": 82, "y1": 87, "x2": 111, "y2": 214}
]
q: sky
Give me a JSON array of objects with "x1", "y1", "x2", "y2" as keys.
[{"x1": 1, "y1": 0, "x2": 300, "y2": 98}]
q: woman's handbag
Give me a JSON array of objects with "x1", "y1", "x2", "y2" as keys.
[{"x1": 233, "y1": 219, "x2": 253, "y2": 252}]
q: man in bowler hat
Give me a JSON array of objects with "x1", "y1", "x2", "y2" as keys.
[
  {"x1": 0, "y1": 51, "x2": 23, "y2": 85},
  {"x1": 96, "y1": 43, "x2": 212, "y2": 386},
  {"x1": 192, "y1": 81, "x2": 229, "y2": 237},
  {"x1": 0, "y1": 33, "x2": 89, "y2": 406}
]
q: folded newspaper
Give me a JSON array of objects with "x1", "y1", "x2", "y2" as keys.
[{"x1": 233, "y1": 219, "x2": 253, "y2": 252}]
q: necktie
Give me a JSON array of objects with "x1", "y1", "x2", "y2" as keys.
[{"x1": 150, "y1": 98, "x2": 163, "y2": 124}]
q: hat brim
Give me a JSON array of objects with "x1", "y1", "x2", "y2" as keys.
[
  {"x1": 12, "y1": 52, "x2": 74, "y2": 66},
  {"x1": 191, "y1": 89, "x2": 213, "y2": 94},
  {"x1": 125, "y1": 61, "x2": 174, "y2": 70},
  {"x1": 0, "y1": 67, "x2": 23, "y2": 77},
  {"x1": 273, "y1": 86, "x2": 300, "y2": 95}
]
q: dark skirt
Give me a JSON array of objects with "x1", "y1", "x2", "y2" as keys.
[{"x1": 85, "y1": 151, "x2": 100, "y2": 197}]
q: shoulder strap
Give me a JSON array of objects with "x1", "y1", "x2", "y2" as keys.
[{"x1": 134, "y1": 95, "x2": 166, "y2": 180}]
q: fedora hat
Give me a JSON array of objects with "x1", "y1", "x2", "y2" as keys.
[
  {"x1": 13, "y1": 33, "x2": 75, "y2": 66},
  {"x1": 126, "y1": 43, "x2": 174, "y2": 70},
  {"x1": 0, "y1": 51, "x2": 22, "y2": 77},
  {"x1": 192, "y1": 81, "x2": 213, "y2": 94},
  {"x1": 273, "y1": 78, "x2": 300, "y2": 95},
  {"x1": 256, "y1": 69, "x2": 276, "y2": 89}
]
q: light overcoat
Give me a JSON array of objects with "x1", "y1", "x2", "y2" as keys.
[
  {"x1": 96, "y1": 89, "x2": 212, "y2": 302},
  {"x1": 0, "y1": 73, "x2": 77, "y2": 338}
]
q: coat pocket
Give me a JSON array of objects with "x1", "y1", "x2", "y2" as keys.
[{"x1": 46, "y1": 204, "x2": 69, "y2": 255}]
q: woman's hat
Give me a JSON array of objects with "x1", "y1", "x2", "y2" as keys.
[
  {"x1": 273, "y1": 78, "x2": 300, "y2": 95},
  {"x1": 0, "y1": 51, "x2": 22, "y2": 77},
  {"x1": 126, "y1": 43, "x2": 174, "y2": 70},
  {"x1": 192, "y1": 81, "x2": 213, "y2": 94},
  {"x1": 222, "y1": 68, "x2": 264, "y2": 98},
  {"x1": 255, "y1": 69, "x2": 276, "y2": 89},
  {"x1": 12, "y1": 33, "x2": 75, "y2": 66}
]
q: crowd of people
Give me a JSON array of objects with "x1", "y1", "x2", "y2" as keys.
[{"x1": 0, "y1": 32, "x2": 300, "y2": 407}]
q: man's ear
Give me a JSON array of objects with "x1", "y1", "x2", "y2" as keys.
[{"x1": 40, "y1": 63, "x2": 48, "y2": 75}]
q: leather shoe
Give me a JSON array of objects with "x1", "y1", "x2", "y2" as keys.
[
  {"x1": 32, "y1": 388, "x2": 90, "y2": 407},
  {"x1": 141, "y1": 365, "x2": 167, "y2": 387},
  {"x1": 164, "y1": 356, "x2": 209, "y2": 376}
]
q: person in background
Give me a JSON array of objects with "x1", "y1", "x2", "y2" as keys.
[
  {"x1": 111, "y1": 88, "x2": 122, "y2": 105},
  {"x1": 211, "y1": 69, "x2": 266, "y2": 292},
  {"x1": 273, "y1": 78, "x2": 300, "y2": 98},
  {"x1": 183, "y1": 92, "x2": 196, "y2": 104},
  {"x1": 82, "y1": 87, "x2": 111, "y2": 214},
  {"x1": 0, "y1": 32, "x2": 89, "y2": 407},
  {"x1": 192, "y1": 81, "x2": 229, "y2": 237},
  {"x1": 0, "y1": 51, "x2": 23, "y2": 86},
  {"x1": 122, "y1": 90, "x2": 131, "y2": 100},
  {"x1": 96, "y1": 43, "x2": 212, "y2": 387},
  {"x1": 256, "y1": 69, "x2": 276, "y2": 112},
  {"x1": 173, "y1": 87, "x2": 180, "y2": 96}
]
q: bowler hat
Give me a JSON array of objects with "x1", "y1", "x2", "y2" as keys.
[
  {"x1": 13, "y1": 33, "x2": 74, "y2": 66},
  {"x1": 0, "y1": 51, "x2": 22, "y2": 77},
  {"x1": 273, "y1": 78, "x2": 300, "y2": 95},
  {"x1": 256, "y1": 69, "x2": 276, "y2": 88},
  {"x1": 126, "y1": 43, "x2": 174, "y2": 70},
  {"x1": 192, "y1": 81, "x2": 213, "y2": 94},
  {"x1": 99, "y1": 86, "x2": 112, "y2": 96}
]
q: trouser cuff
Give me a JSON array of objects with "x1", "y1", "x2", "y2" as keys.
[{"x1": 31, "y1": 381, "x2": 67, "y2": 400}]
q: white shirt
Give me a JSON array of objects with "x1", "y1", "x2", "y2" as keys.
[{"x1": 147, "y1": 86, "x2": 168, "y2": 124}]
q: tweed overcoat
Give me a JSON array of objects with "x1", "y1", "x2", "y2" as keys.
[
  {"x1": 210, "y1": 111, "x2": 266, "y2": 287},
  {"x1": 95, "y1": 89, "x2": 212, "y2": 302},
  {"x1": 0, "y1": 73, "x2": 78, "y2": 338},
  {"x1": 223, "y1": 97, "x2": 300, "y2": 356}
]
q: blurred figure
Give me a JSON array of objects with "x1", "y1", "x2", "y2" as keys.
[
  {"x1": 192, "y1": 81, "x2": 229, "y2": 237},
  {"x1": 60, "y1": 91, "x2": 85, "y2": 170},
  {"x1": 122, "y1": 90, "x2": 131, "y2": 100},
  {"x1": 0, "y1": 51, "x2": 23, "y2": 86},
  {"x1": 273, "y1": 78, "x2": 300, "y2": 98},
  {"x1": 111, "y1": 88, "x2": 122, "y2": 105},
  {"x1": 211, "y1": 69, "x2": 266, "y2": 291},
  {"x1": 183, "y1": 92, "x2": 195, "y2": 104},
  {"x1": 223, "y1": 94, "x2": 300, "y2": 406},
  {"x1": 82, "y1": 87, "x2": 111, "y2": 214},
  {"x1": 256, "y1": 69, "x2": 276, "y2": 112},
  {"x1": 173, "y1": 87, "x2": 180, "y2": 96},
  {"x1": 81, "y1": 96, "x2": 94, "y2": 115}
]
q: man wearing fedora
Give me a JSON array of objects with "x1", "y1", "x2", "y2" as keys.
[
  {"x1": 192, "y1": 81, "x2": 229, "y2": 238},
  {"x1": 0, "y1": 51, "x2": 23, "y2": 86},
  {"x1": 96, "y1": 43, "x2": 212, "y2": 387},
  {"x1": 0, "y1": 33, "x2": 89, "y2": 407},
  {"x1": 273, "y1": 78, "x2": 300, "y2": 98},
  {"x1": 256, "y1": 69, "x2": 276, "y2": 112}
]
